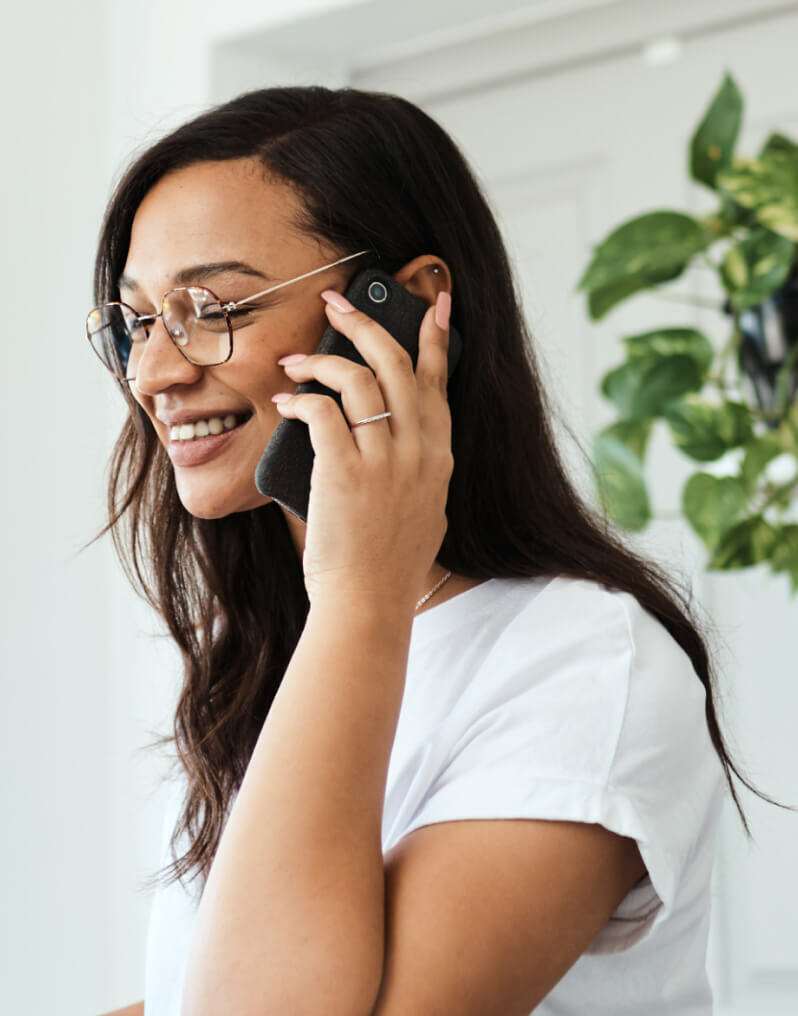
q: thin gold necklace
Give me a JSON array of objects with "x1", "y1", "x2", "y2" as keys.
[{"x1": 414, "y1": 570, "x2": 453, "y2": 613}]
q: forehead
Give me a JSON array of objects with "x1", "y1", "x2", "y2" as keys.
[{"x1": 122, "y1": 158, "x2": 314, "y2": 286}]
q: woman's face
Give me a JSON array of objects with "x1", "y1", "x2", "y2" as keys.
[{"x1": 121, "y1": 157, "x2": 354, "y2": 519}]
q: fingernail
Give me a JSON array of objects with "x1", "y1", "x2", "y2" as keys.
[
  {"x1": 277, "y1": 353, "x2": 307, "y2": 365},
  {"x1": 271, "y1": 392, "x2": 292, "y2": 403},
  {"x1": 435, "y1": 291, "x2": 451, "y2": 330},
  {"x1": 321, "y1": 289, "x2": 355, "y2": 313}
]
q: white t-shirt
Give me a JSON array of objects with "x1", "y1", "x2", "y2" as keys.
[{"x1": 144, "y1": 574, "x2": 726, "y2": 1015}]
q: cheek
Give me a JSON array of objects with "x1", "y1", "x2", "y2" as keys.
[
  {"x1": 235, "y1": 312, "x2": 327, "y2": 399},
  {"x1": 266, "y1": 304, "x2": 329, "y2": 358}
]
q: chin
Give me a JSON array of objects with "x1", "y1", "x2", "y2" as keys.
[{"x1": 176, "y1": 480, "x2": 273, "y2": 519}]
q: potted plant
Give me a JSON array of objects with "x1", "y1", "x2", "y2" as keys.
[{"x1": 578, "y1": 73, "x2": 798, "y2": 594}]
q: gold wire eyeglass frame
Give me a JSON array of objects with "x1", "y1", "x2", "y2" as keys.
[{"x1": 87, "y1": 249, "x2": 375, "y2": 383}]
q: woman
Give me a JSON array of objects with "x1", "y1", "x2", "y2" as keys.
[{"x1": 90, "y1": 86, "x2": 761, "y2": 1016}]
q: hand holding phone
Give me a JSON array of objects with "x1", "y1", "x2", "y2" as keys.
[{"x1": 254, "y1": 267, "x2": 462, "y2": 522}]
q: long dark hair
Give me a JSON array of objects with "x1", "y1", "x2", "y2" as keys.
[{"x1": 92, "y1": 85, "x2": 782, "y2": 896}]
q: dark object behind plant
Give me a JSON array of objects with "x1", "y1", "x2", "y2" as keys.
[{"x1": 735, "y1": 271, "x2": 798, "y2": 424}]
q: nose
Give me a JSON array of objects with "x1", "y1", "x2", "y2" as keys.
[{"x1": 132, "y1": 315, "x2": 203, "y2": 395}]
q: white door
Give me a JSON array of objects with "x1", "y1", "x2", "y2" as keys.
[{"x1": 214, "y1": 1, "x2": 798, "y2": 1010}]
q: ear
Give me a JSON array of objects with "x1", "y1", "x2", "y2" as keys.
[{"x1": 392, "y1": 255, "x2": 452, "y2": 307}]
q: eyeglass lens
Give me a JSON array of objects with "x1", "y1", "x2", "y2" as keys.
[{"x1": 86, "y1": 287, "x2": 231, "y2": 381}]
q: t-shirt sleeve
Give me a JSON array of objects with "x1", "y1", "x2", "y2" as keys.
[{"x1": 393, "y1": 578, "x2": 726, "y2": 953}]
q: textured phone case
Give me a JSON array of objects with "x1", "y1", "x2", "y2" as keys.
[{"x1": 254, "y1": 267, "x2": 463, "y2": 521}]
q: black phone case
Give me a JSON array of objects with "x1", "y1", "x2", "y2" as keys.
[{"x1": 254, "y1": 267, "x2": 463, "y2": 521}]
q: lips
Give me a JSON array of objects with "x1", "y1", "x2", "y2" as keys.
[
  {"x1": 170, "y1": 412, "x2": 252, "y2": 441},
  {"x1": 166, "y1": 414, "x2": 251, "y2": 467},
  {"x1": 157, "y1": 409, "x2": 252, "y2": 428}
]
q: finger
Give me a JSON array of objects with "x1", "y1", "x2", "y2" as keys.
[
  {"x1": 280, "y1": 353, "x2": 392, "y2": 450},
  {"x1": 272, "y1": 391, "x2": 360, "y2": 464},
  {"x1": 415, "y1": 292, "x2": 452, "y2": 448},
  {"x1": 321, "y1": 294, "x2": 420, "y2": 449}
]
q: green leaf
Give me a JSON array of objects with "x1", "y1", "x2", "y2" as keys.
[
  {"x1": 598, "y1": 418, "x2": 653, "y2": 461},
  {"x1": 787, "y1": 399, "x2": 798, "y2": 453},
  {"x1": 771, "y1": 524, "x2": 798, "y2": 593},
  {"x1": 759, "y1": 133, "x2": 798, "y2": 158},
  {"x1": 586, "y1": 269, "x2": 678, "y2": 321},
  {"x1": 683, "y1": 473, "x2": 748, "y2": 551},
  {"x1": 765, "y1": 480, "x2": 796, "y2": 511},
  {"x1": 718, "y1": 150, "x2": 798, "y2": 241},
  {"x1": 665, "y1": 398, "x2": 754, "y2": 461},
  {"x1": 623, "y1": 327, "x2": 715, "y2": 374},
  {"x1": 690, "y1": 73, "x2": 743, "y2": 188},
  {"x1": 740, "y1": 431, "x2": 786, "y2": 494},
  {"x1": 579, "y1": 211, "x2": 712, "y2": 320},
  {"x1": 592, "y1": 435, "x2": 651, "y2": 531},
  {"x1": 772, "y1": 341, "x2": 798, "y2": 415},
  {"x1": 719, "y1": 227, "x2": 795, "y2": 310},
  {"x1": 708, "y1": 514, "x2": 778, "y2": 569},
  {"x1": 712, "y1": 194, "x2": 757, "y2": 231},
  {"x1": 601, "y1": 355, "x2": 704, "y2": 419}
]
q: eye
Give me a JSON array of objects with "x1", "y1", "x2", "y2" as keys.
[
  {"x1": 227, "y1": 305, "x2": 273, "y2": 329},
  {"x1": 199, "y1": 306, "x2": 256, "y2": 323}
]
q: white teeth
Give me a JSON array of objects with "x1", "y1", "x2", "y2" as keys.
[{"x1": 168, "y1": 414, "x2": 247, "y2": 442}]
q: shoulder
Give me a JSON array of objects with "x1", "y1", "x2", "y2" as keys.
[
  {"x1": 479, "y1": 573, "x2": 702, "y2": 706},
  {"x1": 403, "y1": 571, "x2": 722, "y2": 829},
  {"x1": 493, "y1": 573, "x2": 716, "y2": 777}
]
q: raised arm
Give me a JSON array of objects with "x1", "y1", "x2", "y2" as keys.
[
  {"x1": 180, "y1": 291, "x2": 453, "y2": 1016},
  {"x1": 181, "y1": 602, "x2": 413, "y2": 1016}
]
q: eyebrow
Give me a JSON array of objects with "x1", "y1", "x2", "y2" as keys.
[{"x1": 118, "y1": 260, "x2": 277, "y2": 292}]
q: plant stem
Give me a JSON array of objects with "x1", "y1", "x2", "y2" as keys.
[
  {"x1": 648, "y1": 291, "x2": 724, "y2": 311},
  {"x1": 704, "y1": 373, "x2": 736, "y2": 398},
  {"x1": 711, "y1": 325, "x2": 743, "y2": 389},
  {"x1": 758, "y1": 479, "x2": 798, "y2": 514}
]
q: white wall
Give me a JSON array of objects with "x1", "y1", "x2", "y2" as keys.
[{"x1": 0, "y1": 1, "x2": 110, "y2": 1012}]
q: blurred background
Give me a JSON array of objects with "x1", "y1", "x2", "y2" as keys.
[{"x1": 2, "y1": 0, "x2": 797, "y2": 1012}]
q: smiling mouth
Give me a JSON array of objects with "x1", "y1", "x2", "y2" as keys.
[{"x1": 168, "y1": 412, "x2": 253, "y2": 442}]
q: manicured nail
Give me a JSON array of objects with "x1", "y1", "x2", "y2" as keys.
[
  {"x1": 277, "y1": 353, "x2": 307, "y2": 365},
  {"x1": 271, "y1": 392, "x2": 292, "y2": 403},
  {"x1": 435, "y1": 291, "x2": 451, "y2": 330},
  {"x1": 321, "y1": 289, "x2": 355, "y2": 313}
]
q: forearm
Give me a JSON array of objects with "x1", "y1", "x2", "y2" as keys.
[{"x1": 181, "y1": 596, "x2": 414, "y2": 1016}]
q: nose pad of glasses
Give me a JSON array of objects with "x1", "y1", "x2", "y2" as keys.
[{"x1": 161, "y1": 293, "x2": 190, "y2": 347}]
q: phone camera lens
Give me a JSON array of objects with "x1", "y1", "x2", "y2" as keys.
[{"x1": 368, "y1": 281, "x2": 389, "y2": 304}]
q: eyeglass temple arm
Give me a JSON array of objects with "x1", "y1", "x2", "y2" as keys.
[{"x1": 225, "y1": 249, "x2": 373, "y2": 310}]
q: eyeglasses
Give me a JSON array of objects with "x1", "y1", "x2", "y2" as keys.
[{"x1": 86, "y1": 249, "x2": 373, "y2": 383}]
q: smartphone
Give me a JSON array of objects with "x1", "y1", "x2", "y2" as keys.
[{"x1": 254, "y1": 266, "x2": 463, "y2": 521}]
